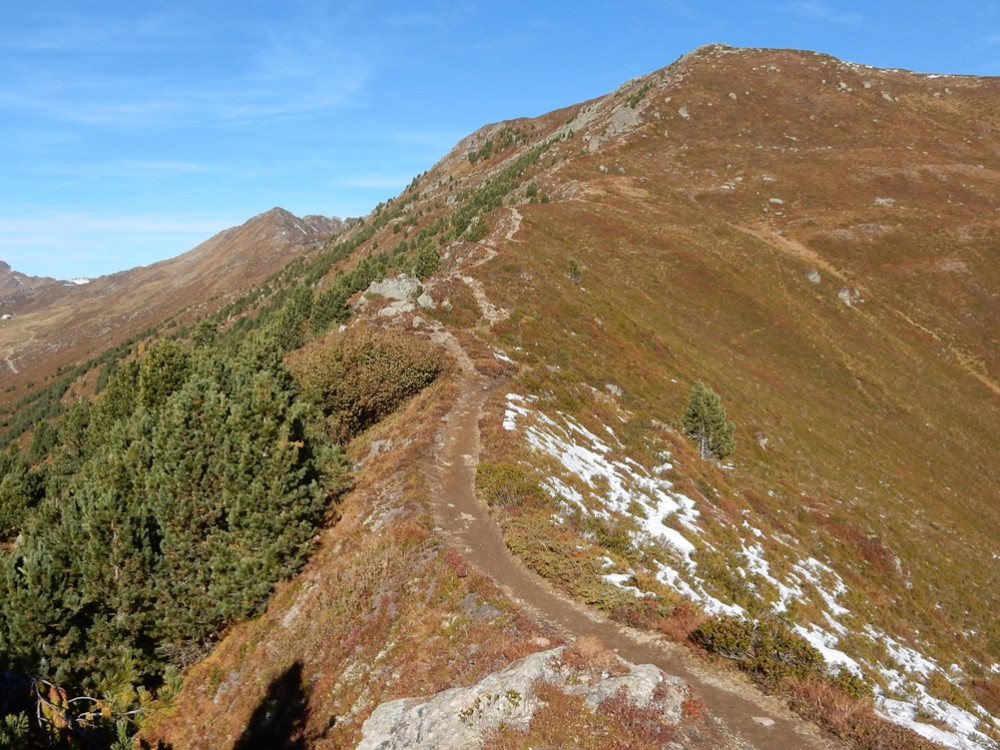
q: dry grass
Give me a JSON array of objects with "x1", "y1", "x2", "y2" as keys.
[
  {"x1": 785, "y1": 678, "x2": 941, "y2": 750},
  {"x1": 470, "y1": 152, "x2": 1000, "y2": 700}
]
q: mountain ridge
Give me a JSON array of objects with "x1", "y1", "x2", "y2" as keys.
[
  {"x1": 0, "y1": 207, "x2": 348, "y2": 404},
  {"x1": 3, "y1": 44, "x2": 999, "y2": 749},
  {"x1": 142, "y1": 45, "x2": 1000, "y2": 747}
]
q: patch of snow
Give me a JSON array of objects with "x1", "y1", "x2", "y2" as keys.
[
  {"x1": 794, "y1": 623, "x2": 863, "y2": 675},
  {"x1": 878, "y1": 697, "x2": 994, "y2": 750},
  {"x1": 793, "y1": 558, "x2": 850, "y2": 617},
  {"x1": 870, "y1": 627, "x2": 937, "y2": 679},
  {"x1": 602, "y1": 572, "x2": 645, "y2": 598}
]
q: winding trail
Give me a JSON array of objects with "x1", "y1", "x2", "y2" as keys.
[{"x1": 428, "y1": 330, "x2": 843, "y2": 750}]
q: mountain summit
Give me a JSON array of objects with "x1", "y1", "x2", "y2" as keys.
[{"x1": 0, "y1": 208, "x2": 347, "y2": 396}]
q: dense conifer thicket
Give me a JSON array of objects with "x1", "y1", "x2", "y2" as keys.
[
  {"x1": 0, "y1": 274, "x2": 441, "y2": 747},
  {"x1": 0, "y1": 329, "x2": 352, "y2": 746},
  {"x1": 0, "y1": 125, "x2": 540, "y2": 747}
]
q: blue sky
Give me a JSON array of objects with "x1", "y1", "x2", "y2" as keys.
[{"x1": 3, "y1": 1, "x2": 1000, "y2": 279}]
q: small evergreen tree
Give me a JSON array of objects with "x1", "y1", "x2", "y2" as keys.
[
  {"x1": 411, "y1": 244, "x2": 440, "y2": 279},
  {"x1": 311, "y1": 282, "x2": 351, "y2": 332},
  {"x1": 568, "y1": 259, "x2": 581, "y2": 285},
  {"x1": 681, "y1": 382, "x2": 735, "y2": 460}
]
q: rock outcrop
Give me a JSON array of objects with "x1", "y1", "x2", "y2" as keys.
[
  {"x1": 358, "y1": 274, "x2": 435, "y2": 317},
  {"x1": 356, "y1": 646, "x2": 690, "y2": 750}
]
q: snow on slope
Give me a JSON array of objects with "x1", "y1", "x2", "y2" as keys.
[{"x1": 503, "y1": 392, "x2": 1000, "y2": 750}]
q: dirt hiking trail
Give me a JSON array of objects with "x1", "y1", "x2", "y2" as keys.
[{"x1": 428, "y1": 330, "x2": 844, "y2": 750}]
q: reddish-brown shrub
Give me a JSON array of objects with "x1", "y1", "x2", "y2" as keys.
[
  {"x1": 442, "y1": 548, "x2": 468, "y2": 578},
  {"x1": 971, "y1": 678, "x2": 1000, "y2": 716},
  {"x1": 599, "y1": 685, "x2": 676, "y2": 744},
  {"x1": 561, "y1": 636, "x2": 626, "y2": 675},
  {"x1": 786, "y1": 677, "x2": 940, "y2": 750},
  {"x1": 660, "y1": 602, "x2": 709, "y2": 642}
]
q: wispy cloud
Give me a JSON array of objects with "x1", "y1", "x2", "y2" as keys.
[
  {"x1": 1, "y1": 60, "x2": 369, "y2": 131},
  {"x1": 787, "y1": 0, "x2": 862, "y2": 25},
  {"x1": 0, "y1": 7, "x2": 198, "y2": 54},
  {"x1": 29, "y1": 160, "x2": 211, "y2": 184},
  {"x1": 0, "y1": 5, "x2": 376, "y2": 132}
]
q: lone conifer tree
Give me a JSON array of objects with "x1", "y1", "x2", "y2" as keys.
[{"x1": 682, "y1": 382, "x2": 735, "y2": 460}]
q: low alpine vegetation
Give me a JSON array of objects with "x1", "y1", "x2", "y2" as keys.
[
  {"x1": 287, "y1": 326, "x2": 443, "y2": 443},
  {"x1": 690, "y1": 614, "x2": 824, "y2": 684}
]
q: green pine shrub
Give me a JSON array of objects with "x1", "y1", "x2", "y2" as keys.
[
  {"x1": 681, "y1": 382, "x2": 735, "y2": 460},
  {"x1": 287, "y1": 326, "x2": 442, "y2": 442},
  {"x1": 690, "y1": 614, "x2": 823, "y2": 683},
  {"x1": 0, "y1": 337, "x2": 344, "y2": 707}
]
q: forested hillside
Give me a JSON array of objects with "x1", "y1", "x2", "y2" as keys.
[{"x1": 0, "y1": 229, "x2": 443, "y2": 747}]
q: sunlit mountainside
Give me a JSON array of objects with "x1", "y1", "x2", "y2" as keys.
[{"x1": 2, "y1": 45, "x2": 999, "y2": 749}]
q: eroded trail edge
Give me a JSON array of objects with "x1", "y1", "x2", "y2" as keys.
[{"x1": 428, "y1": 330, "x2": 842, "y2": 750}]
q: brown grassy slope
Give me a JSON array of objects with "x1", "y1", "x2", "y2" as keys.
[
  {"x1": 0, "y1": 208, "x2": 344, "y2": 406},
  {"x1": 140, "y1": 44, "x2": 1000, "y2": 747},
  {"x1": 462, "y1": 45, "x2": 1000, "y2": 663}
]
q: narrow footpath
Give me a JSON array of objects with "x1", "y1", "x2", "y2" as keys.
[{"x1": 428, "y1": 331, "x2": 844, "y2": 750}]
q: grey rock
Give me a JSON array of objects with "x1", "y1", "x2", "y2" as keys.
[
  {"x1": 363, "y1": 275, "x2": 423, "y2": 304},
  {"x1": 357, "y1": 647, "x2": 689, "y2": 750},
  {"x1": 357, "y1": 275, "x2": 436, "y2": 317},
  {"x1": 838, "y1": 287, "x2": 863, "y2": 306}
]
